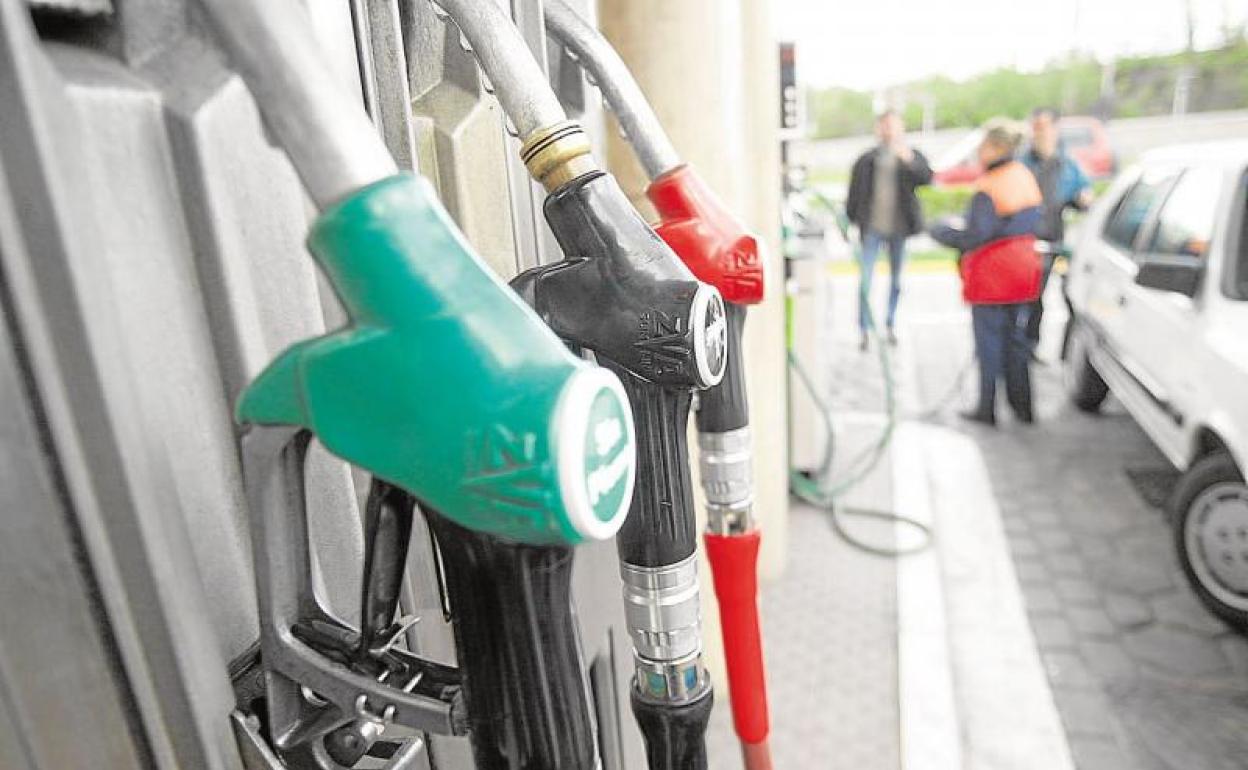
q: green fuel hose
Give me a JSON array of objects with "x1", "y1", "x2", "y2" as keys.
[
  {"x1": 787, "y1": 315, "x2": 934, "y2": 557},
  {"x1": 784, "y1": 193, "x2": 986, "y2": 557},
  {"x1": 787, "y1": 313, "x2": 978, "y2": 556}
]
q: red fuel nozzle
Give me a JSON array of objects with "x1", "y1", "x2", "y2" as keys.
[
  {"x1": 651, "y1": 163, "x2": 772, "y2": 770},
  {"x1": 647, "y1": 164, "x2": 765, "y2": 306}
]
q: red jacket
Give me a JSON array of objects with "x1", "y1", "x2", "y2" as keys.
[
  {"x1": 960, "y1": 234, "x2": 1042, "y2": 305},
  {"x1": 957, "y1": 161, "x2": 1044, "y2": 305}
]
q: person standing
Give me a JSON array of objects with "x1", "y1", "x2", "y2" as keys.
[
  {"x1": 846, "y1": 109, "x2": 933, "y2": 350},
  {"x1": 930, "y1": 120, "x2": 1043, "y2": 426},
  {"x1": 1021, "y1": 107, "x2": 1092, "y2": 356}
]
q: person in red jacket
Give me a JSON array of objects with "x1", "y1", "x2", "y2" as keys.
[{"x1": 930, "y1": 120, "x2": 1043, "y2": 426}]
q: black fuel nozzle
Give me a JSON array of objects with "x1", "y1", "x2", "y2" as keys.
[
  {"x1": 510, "y1": 169, "x2": 722, "y2": 764},
  {"x1": 421, "y1": 2, "x2": 723, "y2": 762},
  {"x1": 535, "y1": 8, "x2": 777, "y2": 757},
  {"x1": 511, "y1": 169, "x2": 727, "y2": 567},
  {"x1": 511, "y1": 170, "x2": 726, "y2": 394}
]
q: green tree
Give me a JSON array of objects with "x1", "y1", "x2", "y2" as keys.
[{"x1": 805, "y1": 41, "x2": 1248, "y2": 139}]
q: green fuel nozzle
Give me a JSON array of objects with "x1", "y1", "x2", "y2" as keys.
[{"x1": 237, "y1": 174, "x2": 635, "y2": 546}]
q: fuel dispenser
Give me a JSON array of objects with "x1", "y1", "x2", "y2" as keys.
[
  {"x1": 427, "y1": 2, "x2": 728, "y2": 766},
  {"x1": 197, "y1": 0, "x2": 636, "y2": 768},
  {"x1": 0, "y1": 1, "x2": 782, "y2": 768},
  {"x1": 540, "y1": 5, "x2": 773, "y2": 768}
]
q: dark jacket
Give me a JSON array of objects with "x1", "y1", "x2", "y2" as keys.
[
  {"x1": 1020, "y1": 145, "x2": 1090, "y2": 242},
  {"x1": 845, "y1": 146, "x2": 933, "y2": 237},
  {"x1": 930, "y1": 158, "x2": 1043, "y2": 253}
]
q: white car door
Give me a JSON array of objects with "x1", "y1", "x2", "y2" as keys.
[
  {"x1": 1196, "y1": 170, "x2": 1248, "y2": 473},
  {"x1": 1083, "y1": 167, "x2": 1179, "y2": 355},
  {"x1": 1124, "y1": 165, "x2": 1225, "y2": 464}
]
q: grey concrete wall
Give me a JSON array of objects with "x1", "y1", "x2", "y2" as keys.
[{"x1": 0, "y1": 1, "x2": 646, "y2": 768}]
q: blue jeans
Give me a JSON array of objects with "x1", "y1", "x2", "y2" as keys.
[
  {"x1": 858, "y1": 231, "x2": 907, "y2": 332},
  {"x1": 971, "y1": 303, "x2": 1033, "y2": 419}
]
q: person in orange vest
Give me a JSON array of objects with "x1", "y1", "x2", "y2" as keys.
[{"x1": 930, "y1": 119, "x2": 1043, "y2": 426}]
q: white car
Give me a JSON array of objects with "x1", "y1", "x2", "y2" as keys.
[{"x1": 1065, "y1": 140, "x2": 1248, "y2": 631}]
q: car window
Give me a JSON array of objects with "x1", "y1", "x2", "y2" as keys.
[
  {"x1": 1233, "y1": 173, "x2": 1248, "y2": 300},
  {"x1": 1103, "y1": 168, "x2": 1178, "y2": 254},
  {"x1": 1145, "y1": 167, "x2": 1222, "y2": 259}
]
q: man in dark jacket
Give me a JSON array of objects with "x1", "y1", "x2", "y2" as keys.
[
  {"x1": 1020, "y1": 107, "x2": 1092, "y2": 355},
  {"x1": 846, "y1": 109, "x2": 933, "y2": 349}
]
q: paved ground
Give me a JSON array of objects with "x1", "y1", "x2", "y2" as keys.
[
  {"x1": 704, "y1": 427, "x2": 901, "y2": 770},
  {"x1": 901, "y1": 270, "x2": 1248, "y2": 770},
  {"x1": 706, "y1": 265, "x2": 1248, "y2": 769}
]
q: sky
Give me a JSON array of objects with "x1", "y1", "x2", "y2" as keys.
[{"x1": 776, "y1": 0, "x2": 1248, "y2": 91}]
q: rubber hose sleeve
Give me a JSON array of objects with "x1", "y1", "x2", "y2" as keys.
[
  {"x1": 630, "y1": 686, "x2": 712, "y2": 770},
  {"x1": 425, "y1": 510, "x2": 597, "y2": 770},
  {"x1": 704, "y1": 530, "x2": 770, "y2": 745}
]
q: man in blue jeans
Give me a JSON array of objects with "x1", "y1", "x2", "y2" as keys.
[
  {"x1": 1021, "y1": 107, "x2": 1092, "y2": 359},
  {"x1": 846, "y1": 110, "x2": 933, "y2": 350}
]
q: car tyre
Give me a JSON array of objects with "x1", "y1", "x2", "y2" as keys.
[
  {"x1": 1063, "y1": 320, "x2": 1108, "y2": 413},
  {"x1": 1170, "y1": 452, "x2": 1248, "y2": 634}
]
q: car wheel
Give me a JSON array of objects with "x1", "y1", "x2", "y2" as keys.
[
  {"x1": 1063, "y1": 320, "x2": 1108, "y2": 412},
  {"x1": 1171, "y1": 452, "x2": 1248, "y2": 633}
]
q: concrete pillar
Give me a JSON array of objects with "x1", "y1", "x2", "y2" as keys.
[
  {"x1": 738, "y1": 0, "x2": 788, "y2": 583},
  {"x1": 600, "y1": 0, "x2": 789, "y2": 690}
]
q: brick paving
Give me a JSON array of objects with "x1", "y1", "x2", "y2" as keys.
[{"x1": 899, "y1": 272, "x2": 1248, "y2": 770}]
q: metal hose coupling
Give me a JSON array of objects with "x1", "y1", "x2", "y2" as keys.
[
  {"x1": 620, "y1": 555, "x2": 709, "y2": 701},
  {"x1": 520, "y1": 120, "x2": 600, "y2": 193},
  {"x1": 699, "y1": 428, "x2": 756, "y2": 535}
]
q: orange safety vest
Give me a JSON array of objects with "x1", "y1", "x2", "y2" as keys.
[{"x1": 976, "y1": 160, "x2": 1042, "y2": 217}]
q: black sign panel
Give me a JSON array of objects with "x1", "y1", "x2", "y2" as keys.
[{"x1": 779, "y1": 42, "x2": 799, "y2": 133}]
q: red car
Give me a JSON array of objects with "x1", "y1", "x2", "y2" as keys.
[{"x1": 933, "y1": 116, "x2": 1116, "y2": 186}]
